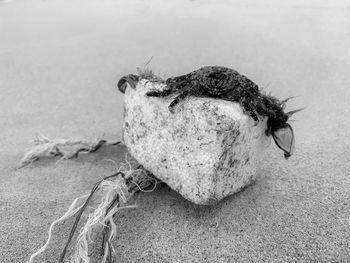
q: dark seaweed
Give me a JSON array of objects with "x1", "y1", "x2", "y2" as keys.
[{"x1": 118, "y1": 66, "x2": 303, "y2": 158}]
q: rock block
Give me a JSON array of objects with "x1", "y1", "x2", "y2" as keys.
[{"x1": 122, "y1": 79, "x2": 271, "y2": 205}]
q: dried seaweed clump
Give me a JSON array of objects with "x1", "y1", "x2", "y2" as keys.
[{"x1": 136, "y1": 67, "x2": 164, "y2": 83}]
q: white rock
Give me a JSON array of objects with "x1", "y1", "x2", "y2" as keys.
[{"x1": 122, "y1": 79, "x2": 271, "y2": 205}]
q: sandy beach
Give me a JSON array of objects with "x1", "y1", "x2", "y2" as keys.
[{"x1": 1, "y1": 0, "x2": 350, "y2": 262}]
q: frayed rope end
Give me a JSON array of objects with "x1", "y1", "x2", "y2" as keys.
[{"x1": 29, "y1": 159, "x2": 159, "y2": 263}]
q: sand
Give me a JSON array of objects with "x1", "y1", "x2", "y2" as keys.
[{"x1": 0, "y1": 0, "x2": 349, "y2": 262}]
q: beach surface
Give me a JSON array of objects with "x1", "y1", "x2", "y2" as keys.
[{"x1": 1, "y1": 0, "x2": 350, "y2": 262}]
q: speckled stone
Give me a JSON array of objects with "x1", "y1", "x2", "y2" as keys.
[{"x1": 122, "y1": 79, "x2": 271, "y2": 205}]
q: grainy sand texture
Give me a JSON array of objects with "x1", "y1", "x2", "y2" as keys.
[{"x1": 0, "y1": 0, "x2": 349, "y2": 262}]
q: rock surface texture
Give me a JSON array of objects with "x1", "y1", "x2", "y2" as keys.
[{"x1": 123, "y1": 79, "x2": 271, "y2": 205}]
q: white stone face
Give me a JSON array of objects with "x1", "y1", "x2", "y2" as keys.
[{"x1": 122, "y1": 79, "x2": 271, "y2": 205}]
